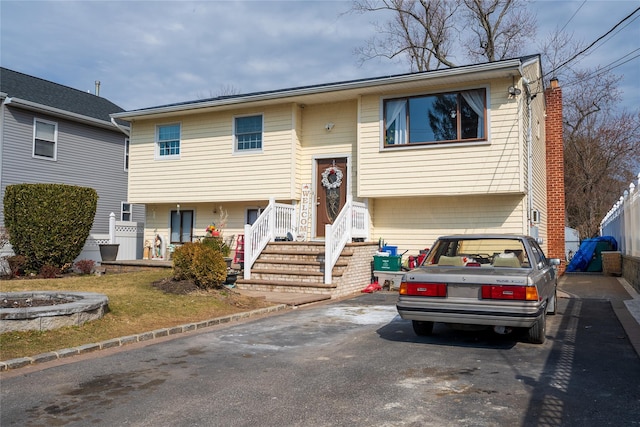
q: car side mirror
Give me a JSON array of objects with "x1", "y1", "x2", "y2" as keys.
[{"x1": 549, "y1": 258, "x2": 561, "y2": 266}]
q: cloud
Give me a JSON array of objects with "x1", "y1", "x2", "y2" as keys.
[{"x1": 1, "y1": 0, "x2": 637, "y2": 111}]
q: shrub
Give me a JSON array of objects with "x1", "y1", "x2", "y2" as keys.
[
  {"x1": 39, "y1": 264, "x2": 61, "y2": 278},
  {"x1": 75, "y1": 259, "x2": 96, "y2": 275},
  {"x1": 7, "y1": 255, "x2": 26, "y2": 277},
  {"x1": 172, "y1": 242, "x2": 227, "y2": 289},
  {"x1": 3, "y1": 183, "x2": 97, "y2": 272},
  {"x1": 202, "y1": 236, "x2": 231, "y2": 257}
]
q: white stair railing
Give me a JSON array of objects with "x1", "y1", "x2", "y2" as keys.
[
  {"x1": 324, "y1": 196, "x2": 368, "y2": 284},
  {"x1": 243, "y1": 198, "x2": 297, "y2": 280}
]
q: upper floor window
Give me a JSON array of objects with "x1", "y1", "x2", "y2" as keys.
[
  {"x1": 235, "y1": 115, "x2": 263, "y2": 152},
  {"x1": 33, "y1": 118, "x2": 57, "y2": 159},
  {"x1": 384, "y1": 88, "x2": 486, "y2": 147},
  {"x1": 157, "y1": 123, "x2": 180, "y2": 158},
  {"x1": 124, "y1": 138, "x2": 130, "y2": 171}
]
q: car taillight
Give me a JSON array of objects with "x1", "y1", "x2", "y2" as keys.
[
  {"x1": 481, "y1": 285, "x2": 539, "y2": 301},
  {"x1": 400, "y1": 282, "x2": 447, "y2": 297}
]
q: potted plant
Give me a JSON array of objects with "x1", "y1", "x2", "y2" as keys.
[{"x1": 99, "y1": 243, "x2": 119, "y2": 261}]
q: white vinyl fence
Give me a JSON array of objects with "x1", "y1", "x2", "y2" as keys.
[
  {"x1": 600, "y1": 173, "x2": 640, "y2": 257},
  {"x1": 77, "y1": 213, "x2": 144, "y2": 262}
]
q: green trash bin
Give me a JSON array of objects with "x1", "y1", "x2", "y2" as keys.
[{"x1": 586, "y1": 241, "x2": 614, "y2": 272}]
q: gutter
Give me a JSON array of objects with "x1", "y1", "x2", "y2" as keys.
[
  {"x1": 111, "y1": 117, "x2": 130, "y2": 137},
  {"x1": 112, "y1": 58, "x2": 525, "y2": 121},
  {"x1": 3, "y1": 96, "x2": 127, "y2": 133}
]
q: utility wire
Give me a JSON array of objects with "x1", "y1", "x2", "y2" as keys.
[
  {"x1": 544, "y1": 6, "x2": 640, "y2": 79},
  {"x1": 558, "y1": 0, "x2": 586, "y2": 33}
]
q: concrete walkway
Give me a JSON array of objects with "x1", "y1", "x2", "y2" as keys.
[{"x1": 560, "y1": 273, "x2": 640, "y2": 357}]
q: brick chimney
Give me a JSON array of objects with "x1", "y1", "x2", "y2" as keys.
[{"x1": 545, "y1": 78, "x2": 565, "y2": 274}]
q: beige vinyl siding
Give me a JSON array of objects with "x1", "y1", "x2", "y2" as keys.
[
  {"x1": 522, "y1": 60, "x2": 548, "y2": 248},
  {"x1": 143, "y1": 201, "x2": 262, "y2": 251},
  {"x1": 358, "y1": 79, "x2": 524, "y2": 198},
  {"x1": 128, "y1": 105, "x2": 296, "y2": 204},
  {"x1": 297, "y1": 100, "x2": 358, "y2": 193},
  {"x1": 293, "y1": 104, "x2": 303, "y2": 199},
  {"x1": 371, "y1": 194, "x2": 527, "y2": 255}
]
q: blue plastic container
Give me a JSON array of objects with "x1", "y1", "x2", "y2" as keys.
[{"x1": 382, "y1": 245, "x2": 398, "y2": 256}]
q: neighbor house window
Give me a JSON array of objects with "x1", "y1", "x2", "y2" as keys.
[
  {"x1": 124, "y1": 138, "x2": 130, "y2": 170},
  {"x1": 384, "y1": 88, "x2": 486, "y2": 146},
  {"x1": 235, "y1": 115, "x2": 263, "y2": 151},
  {"x1": 121, "y1": 202, "x2": 132, "y2": 221},
  {"x1": 170, "y1": 210, "x2": 193, "y2": 243},
  {"x1": 33, "y1": 118, "x2": 57, "y2": 159},
  {"x1": 157, "y1": 124, "x2": 180, "y2": 158}
]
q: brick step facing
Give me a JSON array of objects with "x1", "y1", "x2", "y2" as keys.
[
  {"x1": 252, "y1": 258, "x2": 348, "y2": 267},
  {"x1": 236, "y1": 241, "x2": 351, "y2": 294}
]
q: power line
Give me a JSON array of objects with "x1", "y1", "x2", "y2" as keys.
[
  {"x1": 558, "y1": 0, "x2": 586, "y2": 33},
  {"x1": 561, "y1": 50, "x2": 640, "y2": 89},
  {"x1": 544, "y1": 6, "x2": 640, "y2": 79}
]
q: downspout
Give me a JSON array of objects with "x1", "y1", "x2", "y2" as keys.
[
  {"x1": 0, "y1": 97, "x2": 8, "y2": 214},
  {"x1": 522, "y1": 77, "x2": 533, "y2": 237}
]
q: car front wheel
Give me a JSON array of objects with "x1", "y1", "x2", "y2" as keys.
[
  {"x1": 412, "y1": 320, "x2": 434, "y2": 336},
  {"x1": 528, "y1": 311, "x2": 546, "y2": 344}
]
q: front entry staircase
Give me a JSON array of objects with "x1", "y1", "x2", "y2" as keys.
[{"x1": 235, "y1": 240, "x2": 378, "y2": 305}]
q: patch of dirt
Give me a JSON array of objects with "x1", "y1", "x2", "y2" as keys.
[
  {"x1": 151, "y1": 277, "x2": 200, "y2": 295},
  {"x1": 151, "y1": 277, "x2": 272, "y2": 310}
]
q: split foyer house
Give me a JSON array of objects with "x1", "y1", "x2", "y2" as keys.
[
  {"x1": 0, "y1": 67, "x2": 142, "y2": 258},
  {"x1": 112, "y1": 55, "x2": 565, "y2": 298}
]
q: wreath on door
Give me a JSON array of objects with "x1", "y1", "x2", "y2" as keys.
[{"x1": 321, "y1": 166, "x2": 343, "y2": 189}]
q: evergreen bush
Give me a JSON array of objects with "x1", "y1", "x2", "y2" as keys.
[
  {"x1": 172, "y1": 242, "x2": 227, "y2": 289},
  {"x1": 3, "y1": 183, "x2": 97, "y2": 271},
  {"x1": 202, "y1": 236, "x2": 231, "y2": 257}
]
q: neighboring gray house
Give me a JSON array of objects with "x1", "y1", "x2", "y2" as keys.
[{"x1": 0, "y1": 67, "x2": 142, "y2": 237}]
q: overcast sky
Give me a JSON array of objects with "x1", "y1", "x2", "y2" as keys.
[{"x1": 1, "y1": 1, "x2": 638, "y2": 112}]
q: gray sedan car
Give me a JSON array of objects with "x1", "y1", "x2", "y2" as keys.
[{"x1": 396, "y1": 235, "x2": 560, "y2": 343}]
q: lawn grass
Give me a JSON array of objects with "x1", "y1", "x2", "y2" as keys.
[{"x1": 0, "y1": 270, "x2": 273, "y2": 361}]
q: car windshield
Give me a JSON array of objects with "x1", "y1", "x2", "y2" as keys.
[{"x1": 424, "y1": 238, "x2": 530, "y2": 268}]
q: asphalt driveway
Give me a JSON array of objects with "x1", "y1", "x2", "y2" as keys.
[{"x1": 1, "y1": 275, "x2": 639, "y2": 426}]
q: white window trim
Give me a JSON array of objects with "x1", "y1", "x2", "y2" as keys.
[
  {"x1": 121, "y1": 202, "x2": 132, "y2": 221},
  {"x1": 124, "y1": 137, "x2": 130, "y2": 171},
  {"x1": 379, "y1": 85, "x2": 492, "y2": 151},
  {"x1": 32, "y1": 117, "x2": 58, "y2": 160},
  {"x1": 155, "y1": 122, "x2": 181, "y2": 160},
  {"x1": 233, "y1": 113, "x2": 264, "y2": 154}
]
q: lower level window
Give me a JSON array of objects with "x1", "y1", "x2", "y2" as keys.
[{"x1": 171, "y1": 210, "x2": 193, "y2": 243}]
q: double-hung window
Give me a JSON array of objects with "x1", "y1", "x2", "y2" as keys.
[
  {"x1": 121, "y1": 202, "x2": 132, "y2": 221},
  {"x1": 384, "y1": 88, "x2": 486, "y2": 147},
  {"x1": 33, "y1": 118, "x2": 57, "y2": 159},
  {"x1": 235, "y1": 115, "x2": 263, "y2": 152},
  {"x1": 157, "y1": 124, "x2": 180, "y2": 158}
]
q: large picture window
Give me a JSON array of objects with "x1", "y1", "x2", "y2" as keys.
[
  {"x1": 157, "y1": 124, "x2": 180, "y2": 158},
  {"x1": 235, "y1": 115, "x2": 263, "y2": 151},
  {"x1": 33, "y1": 118, "x2": 57, "y2": 159},
  {"x1": 170, "y1": 210, "x2": 193, "y2": 244},
  {"x1": 384, "y1": 88, "x2": 486, "y2": 146}
]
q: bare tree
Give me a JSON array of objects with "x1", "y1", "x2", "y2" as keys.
[
  {"x1": 351, "y1": 0, "x2": 536, "y2": 70},
  {"x1": 562, "y1": 69, "x2": 640, "y2": 237},
  {"x1": 462, "y1": 0, "x2": 537, "y2": 62},
  {"x1": 196, "y1": 85, "x2": 242, "y2": 100}
]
